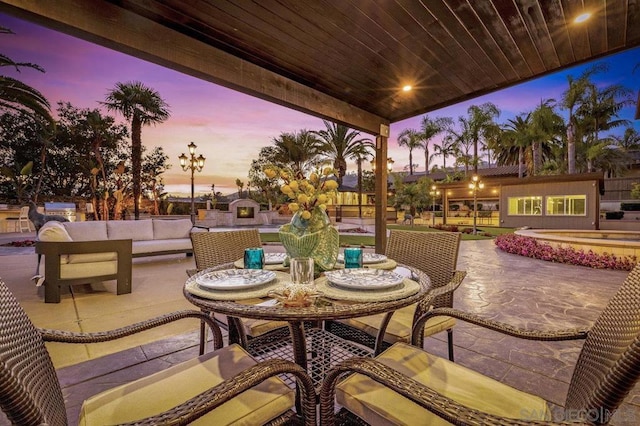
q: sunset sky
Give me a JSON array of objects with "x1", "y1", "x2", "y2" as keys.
[{"x1": 3, "y1": 12, "x2": 640, "y2": 196}]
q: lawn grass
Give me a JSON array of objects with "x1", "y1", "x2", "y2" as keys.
[{"x1": 260, "y1": 224, "x2": 515, "y2": 247}]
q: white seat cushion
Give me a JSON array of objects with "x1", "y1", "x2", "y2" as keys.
[
  {"x1": 337, "y1": 342, "x2": 551, "y2": 425},
  {"x1": 79, "y1": 344, "x2": 294, "y2": 425},
  {"x1": 340, "y1": 303, "x2": 455, "y2": 344}
]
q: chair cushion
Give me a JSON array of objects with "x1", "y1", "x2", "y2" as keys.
[
  {"x1": 63, "y1": 221, "x2": 108, "y2": 241},
  {"x1": 337, "y1": 342, "x2": 551, "y2": 425},
  {"x1": 79, "y1": 344, "x2": 294, "y2": 426},
  {"x1": 61, "y1": 260, "x2": 117, "y2": 279},
  {"x1": 339, "y1": 303, "x2": 456, "y2": 344}
]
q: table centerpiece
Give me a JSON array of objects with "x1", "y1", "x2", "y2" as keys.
[{"x1": 264, "y1": 165, "x2": 340, "y2": 273}]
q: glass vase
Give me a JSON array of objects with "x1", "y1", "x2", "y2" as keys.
[{"x1": 279, "y1": 206, "x2": 339, "y2": 273}]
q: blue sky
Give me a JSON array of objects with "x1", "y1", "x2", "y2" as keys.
[{"x1": 2, "y1": 13, "x2": 639, "y2": 195}]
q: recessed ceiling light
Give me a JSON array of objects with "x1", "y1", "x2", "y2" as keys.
[
  {"x1": 574, "y1": 12, "x2": 591, "y2": 23},
  {"x1": 402, "y1": 85, "x2": 412, "y2": 92}
]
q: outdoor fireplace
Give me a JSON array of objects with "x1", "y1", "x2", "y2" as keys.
[
  {"x1": 237, "y1": 207, "x2": 254, "y2": 219},
  {"x1": 229, "y1": 199, "x2": 261, "y2": 226}
]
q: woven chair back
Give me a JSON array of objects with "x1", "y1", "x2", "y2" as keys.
[
  {"x1": 191, "y1": 229, "x2": 262, "y2": 270},
  {"x1": 564, "y1": 263, "x2": 640, "y2": 421},
  {"x1": 0, "y1": 280, "x2": 67, "y2": 425},
  {"x1": 385, "y1": 230, "x2": 461, "y2": 309}
]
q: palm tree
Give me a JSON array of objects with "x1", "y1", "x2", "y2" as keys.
[
  {"x1": 313, "y1": 120, "x2": 371, "y2": 186},
  {"x1": 561, "y1": 63, "x2": 607, "y2": 173},
  {"x1": 103, "y1": 81, "x2": 170, "y2": 220},
  {"x1": 448, "y1": 116, "x2": 474, "y2": 175},
  {"x1": 417, "y1": 115, "x2": 453, "y2": 173},
  {"x1": 1, "y1": 27, "x2": 53, "y2": 124},
  {"x1": 465, "y1": 103, "x2": 500, "y2": 174},
  {"x1": 432, "y1": 134, "x2": 458, "y2": 172},
  {"x1": 396, "y1": 128, "x2": 422, "y2": 175},
  {"x1": 576, "y1": 82, "x2": 633, "y2": 166},
  {"x1": 529, "y1": 99, "x2": 564, "y2": 175},
  {"x1": 271, "y1": 129, "x2": 324, "y2": 175},
  {"x1": 613, "y1": 127, "x2": 640, "y2": 150},
  {"x1": 347, "y1": 142, "x2": 374, "y2": 217},
  {"x1": 497, "y1": 113, "x2": 533, "y2": 178}
]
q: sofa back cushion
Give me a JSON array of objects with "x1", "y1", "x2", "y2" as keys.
[
  {"x1": 63, "y1": 221, "x2": 108, "y2": 241},
  {"x1": 152, "y1": 219, "x2": 193, "y2": 240},
  {"x1": 107, "y1": 220, "x2": 154, "y2": 241}
]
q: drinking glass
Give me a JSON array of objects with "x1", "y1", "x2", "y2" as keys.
[
  {"x1": 343, "y1": 247, "x2": 363, "y2": 269},
  {"x1": 244, "y1": 247, "x2": 264, "y2": 269},
  {"x1": 290, "y1": 257, "x2": 314, "y2": 285}
]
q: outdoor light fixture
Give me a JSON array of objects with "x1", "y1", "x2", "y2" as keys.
[
  {"x1": 179, "y1": 142, "x2": 206, "y2": 225},
  {"x1": 574, "y1": 12, "x2": 591, "y2": 23},
  {"x1": 429, "y1": 185, "x2": 440, "y2": 227},
  {"x1": 468, "y1": 175, "x2": 484, "y2": 235},
  {"x1": 402, "y1": 85, "x2": 412, "y2": 92}
]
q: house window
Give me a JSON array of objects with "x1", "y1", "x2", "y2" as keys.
[
  {"x1": 507, "y1": 196, "x2": 542, "y2": 215},
  {"x1": 546, "y1": 195, "x2": 586, "y2": 216}
]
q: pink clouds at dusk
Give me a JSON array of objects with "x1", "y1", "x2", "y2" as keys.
[{"x1": 3, "y1": 13, "x2": 640, "y2": 196}]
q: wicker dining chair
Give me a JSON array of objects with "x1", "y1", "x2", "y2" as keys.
[
  {"x1": 190, "y1": 229, "x2": 289, "y2": 344},
  {"x1": 326, "y1": 230, "x2": 466, "y2": 359},
  {"x1": 0, "y1": 278, "x2": 316, "y2": 426},
  {"x1": 320, "y1": 263, "x2": 640, "y2": 426}
]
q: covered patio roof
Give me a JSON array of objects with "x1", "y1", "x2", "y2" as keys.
[{"x1": 2, "y1": 0, "x2": 639, "y2": 250}]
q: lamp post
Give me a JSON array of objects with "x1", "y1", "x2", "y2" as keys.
[
  {"x1": 468, "y1": 175, "x2": 484, "y2": 235},
  {"x1": 179, "y1": 142, "x2": 206, "y2": 225},
  {"x1": 429, "y1": 185, "x2": 440, "y2": 227}
]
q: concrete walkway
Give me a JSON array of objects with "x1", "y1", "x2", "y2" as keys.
[{"x1": 0, "y1": 236, "x2": 638, "y2": 425}]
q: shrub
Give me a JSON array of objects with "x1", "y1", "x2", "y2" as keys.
[
  {"x1": 494, "y1": 233, "x2": 637, "y2": 271},
  {"x1": 621, "y1": 203, "x2": 640, "y2": 211},
  {"x1": 432, "y1": 224, "x2": 459, "y2": 232},
  {"x1": 605, "y1": 211, "x2": 625, "y2": 220}
]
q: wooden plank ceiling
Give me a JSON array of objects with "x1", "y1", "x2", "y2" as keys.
[{"x1": 104, "y1": 0, "x2": 640, "y2": 123}]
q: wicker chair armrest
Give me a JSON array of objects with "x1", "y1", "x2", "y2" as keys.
[
  {"x1": 416, "y1": 270, "x2": 467, "y2": 316},
  {"x1": 118, "y1": 358, "x2": 316, "y2": 426},
  {"x1": 39, "y1": 310, "x2": 223, "y2": 350},
  {"x1": 320, "y1": 357, "x2": 589, "y2": 426},
  {"x1": 412, "y1": 308, "x2": 588, "y2": 347}
]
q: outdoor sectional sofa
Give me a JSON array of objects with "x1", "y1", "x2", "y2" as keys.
[{"x1": 35, "y1": 218, "x2": 199, "y2": 303}]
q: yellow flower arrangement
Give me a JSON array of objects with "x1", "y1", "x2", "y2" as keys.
[{"x1": 263, "y1": 166, "x2": 339, "y2": 219}]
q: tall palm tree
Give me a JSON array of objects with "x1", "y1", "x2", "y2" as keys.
[
  {"x1": 103, "y1": 81, "x2": 170, "y2": 220},
  {"x1": 561, "y1": 63, "x2": 607, "y2": 173},
  {"x1": 529, "y1": 99, "x2": 564, "y2": 175},
  {"x1": 497, "y1": 113, "x2": 533, "y2": 178},
  {"x1": 448, "y1": 117, "x2": 474, "y2": 175},
  {"x1": 1, "y1": 27, "x2": 53, "y2": 124},
  {"x1": 465, "y1": 103, "x2": 500, "y2": 174},
  {"x1": 271, "y1": 129, "x2": 325, "y2": 175},
  {"x1": 613, "y1": 127, "x2": 640, "y2": 150},
  {"x1": 417, "y1": 115, "x2": 453, "y2": 173},
  {"x1": 396, "y1": 128, "x2": 422, "y2": 175},
  {"x1": 313, "y1": 120, "x2": 371, "y2": 186},
  {"x1": 349, "y1": 143, "x2": 374, "y2": 217},
  {"x1": 432, "y1": 134, "x2": 458, "y2": 172}
]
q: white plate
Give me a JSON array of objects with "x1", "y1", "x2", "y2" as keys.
[
  {"x1": 324, "y1": 268, "x2": 404, "y2": 290},
  {"x1": 337, "y1": 253, "x2": 388, "y2": 264},
  {"x1": 196, "y1": 269, "x2": 276, "y2": 290},
  {"x1": 264, "y1": 252, "x2": 287, "y2": 265}
]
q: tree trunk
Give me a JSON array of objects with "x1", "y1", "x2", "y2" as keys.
[
  {"x1": 567, "y1": 121, "x2": 576, "y2": 174},
  {"x1": 131, "y1": 115, "x2": 142, "y2": 220},
  {"x1": 518, "y1": 146, "x2": 524, "y2": 178},
  {"x1": 424, "y1": 148, "x2": 429, "y2": 174}
]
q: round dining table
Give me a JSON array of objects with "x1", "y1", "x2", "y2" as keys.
[{"x1": 183, "y1": 261, "x2": 431, "y2": 394}]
